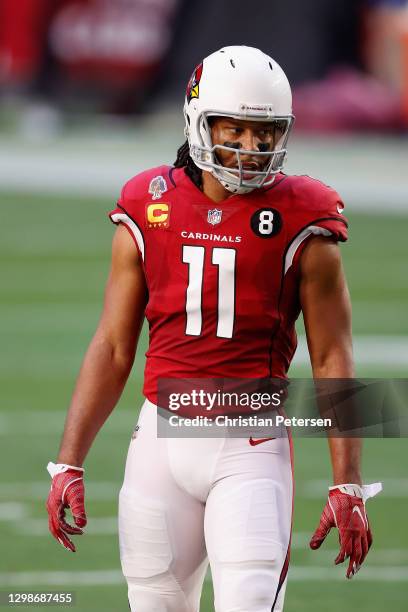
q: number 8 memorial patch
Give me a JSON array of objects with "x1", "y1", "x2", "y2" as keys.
[{"x1": 250, "y1": 208, "x2": 282, "y2": 238}]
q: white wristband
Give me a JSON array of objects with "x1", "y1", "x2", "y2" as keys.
[
  {"x1": 47, "y1": 461, "x2": 84, "y2": 478},
  {"x1": 329, "y1": 482, "x2": 383, "y2": 502},
  {"x1": 362, "y1": 482, "x2": 383, "y2": 501}
]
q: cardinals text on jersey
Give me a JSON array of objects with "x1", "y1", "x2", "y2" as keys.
[{"x1": 109, "y1": 165, "x2": 348, "y2": 409}]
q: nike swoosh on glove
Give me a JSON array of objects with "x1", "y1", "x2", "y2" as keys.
[
  {"x1": 310, "y1": 483, "x2": 382, "y2": 579},
  {"x1": 46, "y1": 462, "x2": 87, "y2": 552}
]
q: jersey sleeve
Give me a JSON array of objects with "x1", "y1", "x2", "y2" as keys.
[
  {"x1": 109, "y1": 181, "x2": 145, "y2": 260},
  {"x1": 305, "y1": 204, "x2": 348, "y2": 243},
  {"x1": 300, "y1": 177, "x2": 348, "y2": 241},
  {"x1": 108, "y1": 165, "x2": 173, "y2": 261},
  {"x1": 283, "y1": 176, "x2": 348, "y2": 276}
]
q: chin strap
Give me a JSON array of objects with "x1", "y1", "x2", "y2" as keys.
[{"x1": 329, "y1": 482, "x2": 383, "y2": 502}]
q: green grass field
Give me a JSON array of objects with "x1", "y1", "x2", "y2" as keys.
[{"x1": 1, "y1": 190, "x2": 407, "y2": 611}]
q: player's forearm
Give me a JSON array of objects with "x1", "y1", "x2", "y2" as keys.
[
  {"x1": 311, "y1": 348, "x2": 362, "y2": 485},
  {"x1": 328, "y1": 437, "x2": 362, "y2": 485},
  {"x1": 57, "y1": 333, "x2": 135, "y2": 466}
]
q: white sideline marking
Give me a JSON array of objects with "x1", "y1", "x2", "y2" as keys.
[
  {"x1": 15, "y1": 517, "x2": 118, "y2": 536},
  {"x1": 0, "y1": 411, "x2": 136, "y2": 436},
  {"x1": 288, "y1": 566, "x2": 408, "y2": 582},
  {"x1": 0, "y1": 570, "x2": 125, "y2": 587},
  {"x1": 2, "y1": 512, "x2": 408, "y2": 563},
  {"x1": 304, "y1": 549, "x2": 408, "y2": 564},
  {"x1": 0, "y1": 338, "x2": 408, "y2": 380},
  {"x1": 0, "y1": 566, "x2": 407, "y2": 587},
  {"x1": 293, "y1": 336, "x2": 408, "y2": 368},
  {"x1": 0, "y1": 502, "x2": 27, "y2": 520},
  {"x1": 1, "y1": 134, "x2": 407, "y2": 212},
  {"x1": 1, "y1": 507, "x2": 407, "y2": 563},
  {"x1": 0, "y1": 482, "x2": 120, "y2": 501},
  {"x1": 2, "y1": 478, "x2": 408, "y2": 500}
]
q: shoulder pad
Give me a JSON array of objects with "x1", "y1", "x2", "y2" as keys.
[
  {"x1": 283, "y1": 174, "x2": 343, "y2": 214},
  {"x1": 120, "y1": 165, "x2": 176, "y2": 203}
]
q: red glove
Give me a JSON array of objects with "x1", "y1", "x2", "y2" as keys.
[
  {"x1": 310, "y1": 483, "x2": 381, "y2": 579},
  {"x1": 46, "y1": 462, "x2": 87, "y2": 552}
]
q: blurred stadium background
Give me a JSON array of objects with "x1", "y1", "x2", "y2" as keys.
[{"x1": 0, "y1": 0, "x2": 407, "y2": 610}]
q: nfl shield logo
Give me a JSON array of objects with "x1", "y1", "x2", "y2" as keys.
[{"x1": 207, "y1": 208, "x2": 222, "y2": 225}]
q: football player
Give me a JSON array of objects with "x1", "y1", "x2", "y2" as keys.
[{"x1": 46, "y1": 46, "x2": 381, "y2": 611}]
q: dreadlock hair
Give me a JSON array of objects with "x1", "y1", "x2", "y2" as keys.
[{"x1": 174, "y1": 140, "x2": 203, "y2": 190}]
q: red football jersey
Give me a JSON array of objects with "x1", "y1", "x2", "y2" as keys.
[{"x1": 109, "y1": 166, "x2": 348, "y2": 404}]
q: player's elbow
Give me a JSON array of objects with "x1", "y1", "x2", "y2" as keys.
[
  {"x1": 112, "y1": 342, "x2": 136, "y2": 373},
  {"x1": 91, "y1": 332, "x2": 136, "y2": 375},
  {"x1": 310, "y1": 344, "x2": 354, "y2": 378}
]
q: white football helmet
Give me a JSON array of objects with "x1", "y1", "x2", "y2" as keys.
[{"x1": 184, "y1": 46, "x2": 294, "y2": 194}]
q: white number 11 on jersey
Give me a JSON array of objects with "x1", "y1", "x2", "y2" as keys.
[{"x1": 182, "y1": 245, "x2": 236, "y2": 339}]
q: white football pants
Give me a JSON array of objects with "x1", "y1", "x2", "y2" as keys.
[{"x1": 118, "y1": 400, "x2": 293, "y2": 612}]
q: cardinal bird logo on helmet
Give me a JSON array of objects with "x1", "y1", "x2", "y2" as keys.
[{"x1": 186, "y1": 62, "x2": 203, "y2": 103}]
